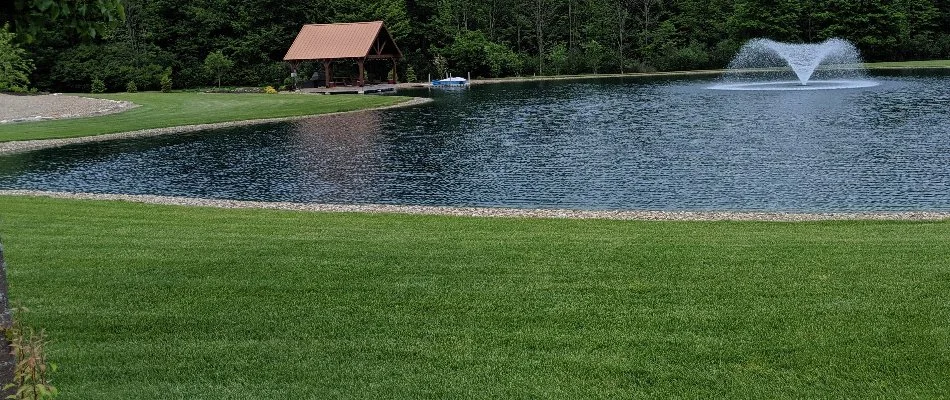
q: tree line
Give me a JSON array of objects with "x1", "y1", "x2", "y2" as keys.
[{"x1": 4, "y1": 0, "x2": 950, "y2": 92}]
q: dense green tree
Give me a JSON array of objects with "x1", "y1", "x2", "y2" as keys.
[
  {"x1": 548, "y1": 42, "x2": 568, "y2": 75},
  {"x1": 0, "y1": 24, "x2": 34, "y2": 92},
  {"x1": 204, "y1": 50, "x2": 233, "y2": 87},
  {"x1": 48, "y1": 42, "x2": 167, "y2": 92},
  {"x1": 439, "y1": 30, "x2": 519, "y2": 78},
  {"x1": 0, "y1": 0, "x2": 124, "y2": 42},
  {"x1": 485, "y1": 41, "x2": 521, "y2": 77},
  {"x1": 582, "y1": 39, "x2": 606, "y2": 73},
  {"x1": 13, "y1": 0, "x2": 950, "y2": 91}
]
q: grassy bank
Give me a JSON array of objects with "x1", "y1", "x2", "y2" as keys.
[
  {"x1": 1, "y1": 195, "x2": 948, "y2": 398},
  {"x1": 864, "y1": 59, "x2": 950, "y2": 69},
  {"x1": 0, "y1": 92, "x2": 412, "y2": 142},
  {"x1": 461, "y1": 59, "x2": 950, "y2": 86}
]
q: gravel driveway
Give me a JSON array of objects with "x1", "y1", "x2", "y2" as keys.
[{"x1": 0, "y1": 93, "x2": 135, "y2": 123}]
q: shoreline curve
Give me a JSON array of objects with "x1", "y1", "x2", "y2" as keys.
[{"x1": 2, "y1": 190, "x2": 948, "y2": 222}]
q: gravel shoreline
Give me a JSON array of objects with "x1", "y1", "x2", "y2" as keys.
[
  {"x1": 0, "y1": 93, "x2": 136, "y2": 123},
  {"x1": 2, "y1": 190, "x2": 948, "y2": 222},
  {"x1": 0, "y1": 97, "x2": 432, "y2": 155}
]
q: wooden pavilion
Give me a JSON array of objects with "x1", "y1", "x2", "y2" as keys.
[{"x1": 283, "y1": 21, "x2": 402, "y2": 89}]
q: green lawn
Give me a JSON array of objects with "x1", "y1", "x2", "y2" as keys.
[
  {"x1": 864, "y1": 59, "x2": 950, "y2": 68},
  {"x1": 0, "y1": 195, "x2": 947, "y2": 399},
  {"x1": 0, "y1": 92, "x2": 412, "y2": 142}
]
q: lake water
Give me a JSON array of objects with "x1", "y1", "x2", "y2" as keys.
[{"x1": 2, "y1": 71, "x2": 949, "y2": 212}]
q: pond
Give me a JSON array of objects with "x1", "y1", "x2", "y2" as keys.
[{"x1": 2, "y1": 71, "x2": 949, "y2": 212}]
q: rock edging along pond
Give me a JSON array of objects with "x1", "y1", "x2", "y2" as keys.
[{"x1": 2, "y1": 190, "x2": 948, "y2": 222}]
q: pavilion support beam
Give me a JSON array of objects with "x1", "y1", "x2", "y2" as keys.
[
  {"x1": 357, "y1": 58, "x2": 365, "y2": 87},
  {"x1": 288, "y1": 61, "x2": 300, "y2": 90},
  {"x1": 391, "y1": 59, "x2": 398, "y2": 84},
  {"x1": 323, "y1": 60, "x2": 332, "y2": 88}
]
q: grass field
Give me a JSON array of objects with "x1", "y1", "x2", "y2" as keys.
[
  {"x1": 0, "y1": 92, "x2": 412, "y2": 142},
  {"x1": 0, "y1": 195, "x2": 947, "y2": 398}
]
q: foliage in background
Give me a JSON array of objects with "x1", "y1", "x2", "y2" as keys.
[
  {"x1": 125, "y1": 80, "x2": 137, "y2": 93},
  {"x1": 203, "y1": 50, "x2": 233, "y2": 88},
  {"x1": 11, "y1": 0, "x2": 950, "y2": 91},
  {"x1": 45, "y1": 42, "x2": 170, "y2": 93},
  {"x1": 438, "y1": 30, "x2": 520, "y2": 78},
  {"x1": 2, "y1": 307, "x2": 57, "y2": 400},
  {"x1": 0, "y1": 0, "x2": 124, "y2": 43},
  {"x1": 0, "y1": 24, "x2": 33, "y2": 93}
]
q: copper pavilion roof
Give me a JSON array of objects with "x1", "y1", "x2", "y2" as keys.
[{"x1": 283, "y1": 21, "x2": 402, "y2": 61}]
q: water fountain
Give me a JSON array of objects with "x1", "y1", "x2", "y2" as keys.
[{"x1": 711, "y1": 38, "x2": 879, "y2": 91}]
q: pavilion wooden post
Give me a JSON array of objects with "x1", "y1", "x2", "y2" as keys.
[
  {"x1": 322, "y1": 60, "x2": 332, "y2": 88},
  {"x1": 357, "y1": 58, "x2": 365, "y2": 87},
  {"x1": 288, "y1": 61, "x2": 300, "y2": 91},
  {"x1": 391, "y1": 59, "x2": 398, "y2": 84}
]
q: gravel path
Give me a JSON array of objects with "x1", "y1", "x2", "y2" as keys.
[
  {"x1": 2, "y1": 190, "x2": 948, "y2": 222},
  {"x1": 0, "y1": 93, "x2": 135, "y2": 123}
]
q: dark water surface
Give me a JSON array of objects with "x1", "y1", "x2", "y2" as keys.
[{"x1": 2, "y1": 72, "x2": 949, "y2": 212}]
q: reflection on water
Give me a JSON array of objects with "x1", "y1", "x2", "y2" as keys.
[{"x1": 1, "y1": 73, "x2": 950, "y2": 212}]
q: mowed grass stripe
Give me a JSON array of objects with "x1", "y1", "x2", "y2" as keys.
[
  {"x1": 0, "y1": 93, "x2": 411, "y2": 142},
  {"x1": 0, "y1": 195, "x2": 948, "y2": 398}
]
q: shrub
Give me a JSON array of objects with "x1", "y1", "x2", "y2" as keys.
[
  {"x1": 263, "y1": 86, "x2": 277, "y2": 94},
  {"x1": 160, "y1": 73, "x2": 172, "y2": 93},
  {"x1": 90, "y1": 78, "x2": 106, "y2": 93},
  {"x1": 656, "y1": 42, "x2": 710, "y2": 71},
  {"x1": 405, "y1": 66, "x2": 417, "y2": 83},
  {"x1": 125, "y1": 80, "x2": 137, "y2": 93}
]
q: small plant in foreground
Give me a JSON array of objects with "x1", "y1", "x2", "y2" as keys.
[
  {"x1": 3, "y1": 307, "x2": 57, "y2": 400},
  {"x1": 263, "y1": 86, "x2": 277, "y2": 94},
  {"x1": 125, "y1": 80, "x2": 138, "y2": 93},
  {"x1": 90, "y1": 78, "x2": 106, "y2": 94}
]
